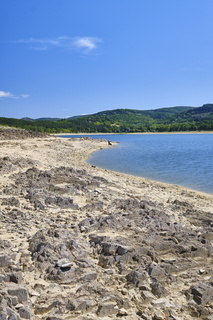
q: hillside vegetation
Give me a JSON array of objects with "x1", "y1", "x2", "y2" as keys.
[{"x1": 0, "y1": 104, "x2": 213, "y2": 133}]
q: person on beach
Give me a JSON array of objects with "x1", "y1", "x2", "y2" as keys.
[{"x1": 108, "y1": 140, "x2": 112, "y2": 145}]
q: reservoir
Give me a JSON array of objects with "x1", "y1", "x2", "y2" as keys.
[{"x1": 59, "y1": 133, "x2": 213, "y2": 195}]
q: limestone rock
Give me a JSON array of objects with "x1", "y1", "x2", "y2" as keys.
[
  {"x1": 189, "y1": 282, "x2": 213, "y2": 305},
  {"x1": 96, "y1": 303, "x2": 118, "y2": 317}
]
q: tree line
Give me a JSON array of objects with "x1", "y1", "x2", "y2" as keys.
[{"x1": 0, "y1": 116, "x2": 213, "y2": 133}]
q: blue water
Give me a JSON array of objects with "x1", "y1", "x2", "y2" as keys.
[{"x1": 58, "y1": 134, "x2": 213, "y2": 195}]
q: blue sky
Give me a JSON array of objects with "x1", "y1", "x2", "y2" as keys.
[{"x1": 1, "y1": 0, "x2": 213, "y2": 119}]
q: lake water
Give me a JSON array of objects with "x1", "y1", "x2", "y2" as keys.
[{"x1": 59, "y1": 134, "x2": 213, "y2": 195}]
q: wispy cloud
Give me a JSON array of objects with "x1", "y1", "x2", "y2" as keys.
[
  {"x1": 72, "y1": 37, "x2": 102, "y2": 54},
  {"x1": 0, "y1": 91, "x2": 29, "y2": 99},
  {"x1": 20, "y1": 94, "x2": 30, "y2": 99},
  {"x1": 0, "y1": 91, "x2": 12, "y2": 98},
  {"x1": 15, "y1": 36, "x2": 102, "y2": 54}
]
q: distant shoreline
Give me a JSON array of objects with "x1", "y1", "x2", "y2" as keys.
[{"x1": 55, "y1": 131, "x2": 213, "y2": 136}]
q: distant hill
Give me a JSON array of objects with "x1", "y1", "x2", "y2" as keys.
[
  {"x1": 34, "y1": 115, "x2": 88, "y2": 121},
  {"x1": 0, "y1": 104, "x2": 213, "y2": 133},
  {"x1": 172, "y1": 104, "x2": 213, "y2": 122},
  {"x1": 35, "y1": 117, "x2": 62, "y2": 121},
  {"x1": 21, "y1": 117, "x2": 34, "y2": 121},
  {"x1": 66, "y1": 114, "x2": 91, "y2": 120},
  {"x1": 81, "y1": 106, "x2": 193, "y2": 126}
]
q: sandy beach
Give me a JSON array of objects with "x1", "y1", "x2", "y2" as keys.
[{"x1": 0, "y1": 132, "x2": 213, "y2": 319}]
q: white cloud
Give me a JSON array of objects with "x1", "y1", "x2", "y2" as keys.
[
  {"x1": 73, "y1": 37, "x2": 101, "y2": 53},
  {"x1": 14, "y1": 36, "x2": 102, "y2": 54},
  {"x1": 0, "y1": 91, "x2": 29, "y2": 99},
  {"x1": 0, "y1": 91, "x2": 13, "y2": 98},
  {"x1": 0, "y1": 91, "x2": 12, "y2": 98}
]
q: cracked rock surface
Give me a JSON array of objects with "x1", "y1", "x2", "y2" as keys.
[{"x1": 0, "y1": 130, "x2": 212, "y2": 319}]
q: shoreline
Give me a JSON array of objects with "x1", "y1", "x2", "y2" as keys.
[
  {"x1": 56, "y1": 133, "x2": 213, "y2": 197},
  {"x1": 87, "y1": 148, "x2": 213, "y2": 198},
  {"x1": 0, "y1": 135, "x2": 213, "y2": 319},
  {"x1": 55, "y1": 130, "x2": 213, "y2": 136},
  {"x1": 1, "y1": 133, "x2": 212, "y2": 207}
]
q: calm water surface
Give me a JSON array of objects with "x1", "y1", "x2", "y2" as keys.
[{"x1": 59, "y1": 134, "x2": 213, "y2": 194}]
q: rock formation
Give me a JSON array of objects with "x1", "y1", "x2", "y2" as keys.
[{"x1": 0, "y1": 129, "x2": 212, "y2": 319}]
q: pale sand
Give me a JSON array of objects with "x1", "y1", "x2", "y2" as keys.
[{"x1": 1, "y1": 135, "x2": 212, "y2": 214}]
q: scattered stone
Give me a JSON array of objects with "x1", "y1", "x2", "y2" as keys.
[
  {"x1": 0, "y1": 134, "x2": 212, "y2": 320},
  {"x1": 0, "y1": 128, "x2": 49, "y2": 140},
  {"x1": 189, "y1": 282, "x2": 213, "y2": 305},
  {"x1": 56, "y1": 258, "x2": 73, "y2": 268},
  {"x1": 8, "y1": 285, "x2": 29, "y2": 303},
  {"x1": 96, "y1": 303, "x2": 118, "y2": 317}
]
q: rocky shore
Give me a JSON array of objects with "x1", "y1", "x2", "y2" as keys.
[{"x1": 0, "y1": 129, "x2": 213, "y2": 320}]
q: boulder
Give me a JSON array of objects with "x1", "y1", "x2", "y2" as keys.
[
  {"x1": 0, "y1": 255, "x2": 13, "y2": 268},
  {"x1": 96, "y1": 303, "x2": 118, "y2": 317},
  {"x1": 126, "y1": 268, "x2": 147, "y2": 287},
  {"x1": 7, "y1": 285, "x2": 29, "y2": 303},
  {"x1": 190, "y1": 282, "x2": 213, "y2": 305}
]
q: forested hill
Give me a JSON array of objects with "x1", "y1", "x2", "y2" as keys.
[{"x1": 1, "y1": 104, "x2": 213, "y2": 133}]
